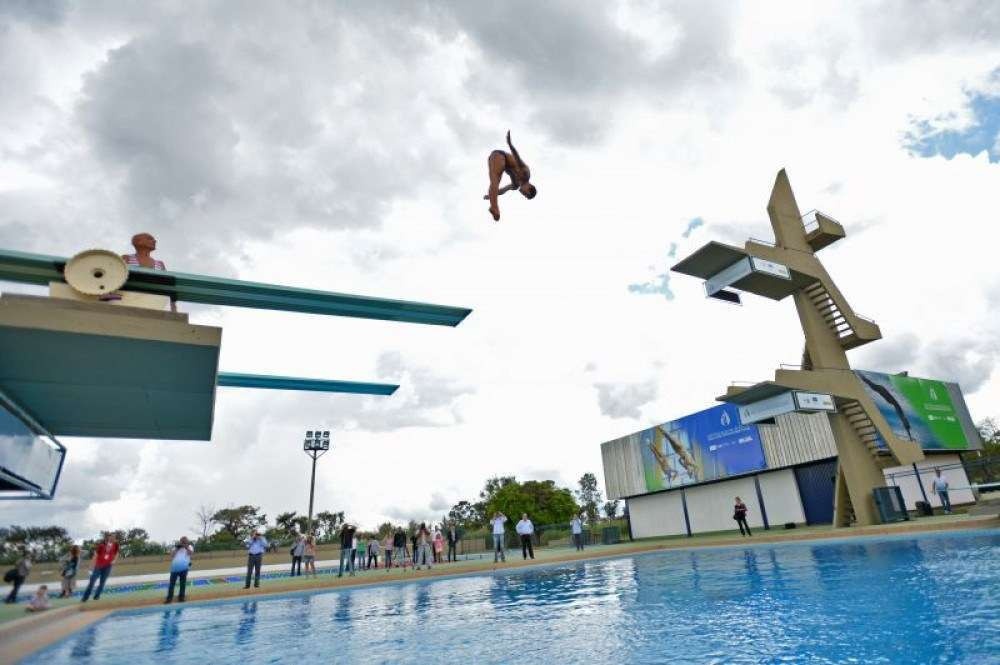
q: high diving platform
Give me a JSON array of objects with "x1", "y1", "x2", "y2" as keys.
[{"x1": 0, "y1": 246, "x2": 472, "y2": 499}]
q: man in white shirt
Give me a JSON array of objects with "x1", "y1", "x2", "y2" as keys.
[
  {"x1": 244, "y1": 531, "x2": 268, "y2": 589},
  {"x1": 571, "y1": 515, "x2": 584, "y2": 551},
  {"x1": 290, "y1": 535, "x2": 305, "y2": 577},
  {"x1": 490, "y1": 512, "x2": 508, "y2": 563},
  {"x1": 165, "y1": 536, "x2": 193, "y2": 603},
  {"x1": 929, "y1": 469, "x2": 952, "y2": 514},
  {"x1": 516, "y1": 513, "x2": 535, "y2": 560}
]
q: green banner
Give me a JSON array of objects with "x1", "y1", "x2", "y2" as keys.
[{"x1": 856, "y1": 370, "x2": 974, "y2": 450}]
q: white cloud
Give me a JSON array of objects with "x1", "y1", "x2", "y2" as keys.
[{"x1": 2, "y1": 2, "x2": 1000, "y2": 540}]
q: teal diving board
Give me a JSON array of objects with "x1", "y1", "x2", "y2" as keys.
[
  {"x1": 0, "y1": 248, "x2": 472, "y2": 326},
  {"x1": 217, "y1": 372, "x2": 398, "y2": 395}
]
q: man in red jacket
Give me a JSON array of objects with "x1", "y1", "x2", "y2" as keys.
[{"x1": 81, "y1": 532, "x2": 119, "y2": 602}]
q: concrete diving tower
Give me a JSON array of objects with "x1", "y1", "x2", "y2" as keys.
[{"x1": 671, "y1": 170, "x2": 923, "y2": 527}]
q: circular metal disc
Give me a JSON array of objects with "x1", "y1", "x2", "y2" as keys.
[{"x1": 64, "y1": 249, "x2": 129, "y2": 295}]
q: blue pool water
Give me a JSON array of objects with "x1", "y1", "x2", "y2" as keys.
[{"x1": 27, "y1": 530, "x2": 1000, "y2": 664}]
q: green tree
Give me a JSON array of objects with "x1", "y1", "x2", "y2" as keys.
[
  {"x1": 274, "y1": 511, "x2": 298, "y2": 533},
  {"x1": 447, "y1": 500, "x2": 482, "y2": 529},
  {"x1": 314, "y1": 511, "x2": 345, "y2": 541},
  {"x1": 486, "y1": 479, "x2": 578, "y2": 527},
  {"x1": 0, "y1": 526, "x2": 73, "y2": 563},
  {"x1": 211, "y1": 505, "x2": 267, "y2": 541},
  {"x1": 82, "y1": 528, "x2": 165, "y2": 559},
  {"x1": 475, "y1": 476, "x2": 516, "y2": 519},
  {"x1": 603, "y1": 500, "x2": 620, "y2": 520},
  {"x1": 576, "y1": 473, "x2": 602, "y2": 522}
]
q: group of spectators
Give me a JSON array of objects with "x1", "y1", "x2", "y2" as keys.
[
  {"x1": 334, "y1": 523, "x2": 460, "y2": 577},
  {"x1": 490, "y1": 512, "x2": 588, "y2": 563},
  {"x1": 1, "y1": 511, "x2": 597, "y2": 610},
  {"x1": 2, "y1": 532, "x2": 120, "y2": 611}
]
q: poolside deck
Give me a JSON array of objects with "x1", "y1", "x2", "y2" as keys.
[{"x1": 2, "y1": 513, "x2": 996, "y2": 664}]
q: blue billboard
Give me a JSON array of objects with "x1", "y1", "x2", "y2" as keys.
[{"x1": 639, "y1": 403, "x2": 766, "y2": 491}]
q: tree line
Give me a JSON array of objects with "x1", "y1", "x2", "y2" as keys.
[{"x1": 1, "y1": 471, "x2": 618, "y2": 563}]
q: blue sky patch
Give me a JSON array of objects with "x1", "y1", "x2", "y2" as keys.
[
  {"x1": 906, "y1": 93, "x2": 1000, "y2": 163},
  {"x1": 628, "y1": 272, "x2": 674, "y2": 300},
  {"x1": 682, "y1": 217, "x2": 704, "y2": 238}
]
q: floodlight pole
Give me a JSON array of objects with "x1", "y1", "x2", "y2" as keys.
[{"x1": 303, "y1": 430, "x2": 331, "y2": 535}]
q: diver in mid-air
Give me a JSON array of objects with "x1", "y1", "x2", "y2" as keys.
[{"x1": 484, "y1": 131, "x2": 536, "y2": 222}]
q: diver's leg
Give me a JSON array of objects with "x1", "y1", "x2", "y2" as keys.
[{"x1": 487, "y1": 152, "x2": 505, "y2": 221}]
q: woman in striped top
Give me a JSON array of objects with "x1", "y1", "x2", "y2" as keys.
[{"x1": 122, "y1": 232, "x2": 166, "y2": 270}]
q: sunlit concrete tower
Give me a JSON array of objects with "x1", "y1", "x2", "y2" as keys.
[{"x1": 671, "y1": 170, "x2": 924, "y2": 527}]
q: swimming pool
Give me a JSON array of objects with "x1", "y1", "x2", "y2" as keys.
[{"x1": 26, "y1": 529, "x2": 1000, "y2": 664}]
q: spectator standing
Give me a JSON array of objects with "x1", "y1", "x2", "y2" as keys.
[
  {"x1": 354, "y1": 536, "x2": 366, "y2": 571},
  {"x1": 3, "y1": 555, "x2": 32, "y2": 604},
  {"x1": 420, "y1": 523, "x2": 434, "y2": 570},
  {"x1": 59, "y1": 545, "x2": 81, "y2": 598},
  {"x1": 446, "y1": 524, "x2": 459, "y2": 563},
  {"x1": 165, "y1": 537, "x2": 193, "y2": 604},
  {"x1": 432, "y1": 528, "x2": 444, "y2": 564},
  {"x1": 367, "y1": 535, "x2": 380, "y2": 570},
  {"x1": 244, "y1": 531, "x2": 268, "y2": 589},
  {"x1": 571, "y1": 515, "x2": 584, "y2": 551},
  {"x1": 516, "y1": 514, "x2": 535, "y2": 560},
  {"x1": 382, "y1": 533, "x2": 394, "y2": 569},
  {"x1": 290, "y1": 535, "x2": 305, "y2": 577},
  {"x1": 929, "y1": 469, "x2": 952, "y2": 514},
  {"x1": 26, "y1": 586, "x2": 49, "y2": 612},
  {"x1": 393, "y1": 528, "x2": 407, "y2": 569},
  {"x1": 81, "y1": 532, "x2": 119, "y2": 602},
  {"x1": 733, "y1": 497, "x2": 752, "y2": 537},
  {"x1": 303, "y1": 536, "x2": 317, "y2": 577},
  {"x1": 410, "y1": 531, "x2": 419, "y2": 568},
  {"x1": 490, "y1": 512, "x2": 508, "y2": 563},
  {"x1": 338, "y1": 524, "x2": 357, "y2": 578}
]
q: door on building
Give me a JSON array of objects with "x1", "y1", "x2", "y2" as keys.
[{"x1": 794, "y1": 459, "x2": 837, "y2": 525}]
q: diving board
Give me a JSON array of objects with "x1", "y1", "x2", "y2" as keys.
[
  {"x1": 0, "y1": 248, "x2": 472, "y2": 326},
  {"x1": 217, "y1": 372, "x2": 398, "y2": 395}
]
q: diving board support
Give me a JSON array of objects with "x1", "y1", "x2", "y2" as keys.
[{"x1": 217, "y1": 372, "x2": 398, "y2": 395}]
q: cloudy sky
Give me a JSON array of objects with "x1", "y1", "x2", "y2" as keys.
[{"x1": 2, "y1": 1, "x2": 999, "y2": 541}]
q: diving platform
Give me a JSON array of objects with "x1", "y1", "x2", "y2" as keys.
[
  {"x1": 0, "y1": 242, "x2": 472, "y2": 498},
  {"x1": 0, "y1": 294, "x2": 222, "y2": 439},
  {"x1": 671, "y1": 241, "x2": 812, "y2": 302}
]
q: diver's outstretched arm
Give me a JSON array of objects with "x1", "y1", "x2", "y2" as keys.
[
  {"x1": 506, "y1": 130, "x2": 526, "y2": 170},
  {"x1": 483, "y1": 184, "x2": 515, "y2": 199}
]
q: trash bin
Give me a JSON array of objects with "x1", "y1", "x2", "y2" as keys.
[
  {"x1": 873, "y1": 486, "x2": 909, "y2": 523},
  {"x1": 915, "y1": 500, "x2": 933, "y2": 517},
  {"x1": 601, "y1": 526, "x2": 620, "y2": 545}
]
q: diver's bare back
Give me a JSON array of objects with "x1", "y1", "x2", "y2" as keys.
[{"x1": 485, "y1": 131, "x2": 537, "y2": 222}]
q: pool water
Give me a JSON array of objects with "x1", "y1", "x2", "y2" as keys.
[{"x1": 27, "y1": 530, "x2": 1000, "y2": 664}]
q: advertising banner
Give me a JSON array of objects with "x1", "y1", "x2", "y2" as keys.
[
  {"x1": 639, "y1": 403, "x2": 767, "y2": 491},
  {"x1": 854, "y1": 370, "x2": 982, "y2": 451}
]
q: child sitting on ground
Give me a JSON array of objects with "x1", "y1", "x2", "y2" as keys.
[{"x1": 26, "y1": 585, "x2": 50, "y2": 612}]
